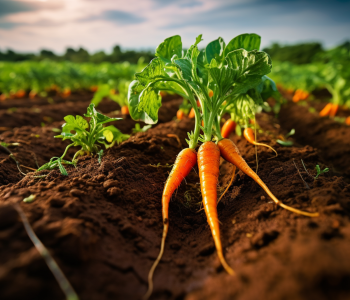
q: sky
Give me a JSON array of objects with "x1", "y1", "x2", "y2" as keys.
[{"x1": 0, "y1": 0, "x2": 349, "y2": 54}]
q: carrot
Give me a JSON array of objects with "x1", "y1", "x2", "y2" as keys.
[
  {"x1": 221, "y1": 119, "x2": 236, "y2": 138},
  {"x1": 208, "y1": 90, "x2": 214, "y2": 98},
  {"x1": 189, "y1": 100, "x2": 201, "y2": 118},
  {"x1": 218, "y1": 138, "x2": 319, "y2": 217},
  {"x1": 62, "y1": 88, "x2": 71, "y2": 98},
  {"x1": 346, "y1": 116, "x2": 350, "y2": 126},
  {"x1": 0, "y1": 94, "x2": 7, "y2": 101},
  {"x1": 292, "y1": 89, "x2": 302, "y2": 102},
  {"x1": 16, "y1": 89, "x2": 26, "y2": 98},
  {"x1": 198, "y1": 141, "x2": 234, "y2": 275},
  {"x1": 160, "y1": 91, "x2": 167, "y2": 97},
  {"x1": 29, "y1": 90, "x2": 37, "y2": 99},
  {"x1": 329, "y1": 104, "x2": 338, "y2": 117},
  {"x1": 121, "y1": 105, "x2": 129, "y2": 115},
  {"x1": 144, "y1": 148, "x2": 197, "y2": 300},
  {"x1": 243, "y1": 127, "x2": 277, "y2": 157},
  {"x1": 319, "y1": 103, "x2": 332, "y2": 116},
  {"x1": 90, "y1": 86, "x2": 98, "y2": 92},
  {"x1": 188, "y1": 108, "x2": 195, "y2": 118},
  {"x1": 177, "y1": 110, "x2": 185, "y2": 120}
]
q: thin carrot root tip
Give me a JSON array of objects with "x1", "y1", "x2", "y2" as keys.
[
  {"x1": 243, "y1": 128, "x2": 278, "y2": 157},
  {"x1": 144, "y1": 148, "x2": 197, "y2": 300},
  {"x1": 218, "y1": 138, "x2": 319, "y2": 218},
  {"x1": 256, "y1": 143, "x2": 278, "y2": 157}
]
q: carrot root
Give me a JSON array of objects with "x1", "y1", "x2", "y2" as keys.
[
  {"x1": 244, "y1": 128, "x2": 277, "y2": 157},
  {"x1": 198, "y1": 141, "x2": 234, "y2": 275},
  {"x1": 218, "y1": 138, "x2": 319, "y2": 218},
  {"x1": 144, "y1": 148, "x2": 197, "y2": 300},
  {"x1": 218, "y1": 165, "x2": 236, "y2": 205},
  {"x1": 143, "y1": 222, "x2": 168, "y2": 300}
]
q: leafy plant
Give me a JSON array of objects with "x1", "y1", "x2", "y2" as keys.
[
  {"x1": 128, "y1": 33, "x2": 272, "y2": 147},
  {"x1": 38, "y1": 104, "x2": 129, "y2": 175},
  {"x1": 314, "y1": 164, "x2": 329, "y2": 179}
]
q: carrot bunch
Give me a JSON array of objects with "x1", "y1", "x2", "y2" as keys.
[
  {"x1": 292, "y1": 89, "x2": 310, "y2": 102},
  {"x1": 319, "y1": 103, "x2": 339, "y2": 117},
  {"x1": 128, "y1": 33, "x2": 319, "y2": 300}
]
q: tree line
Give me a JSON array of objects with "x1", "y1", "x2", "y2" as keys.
[{"x1": 1, "y1": 41, "x2": 349, "y2": 64}]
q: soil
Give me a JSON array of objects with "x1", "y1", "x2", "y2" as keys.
[
  {"x1": 1, "y1": 95, "x2": 350, "y2": 300},
  {"x1": 279, "y1": 102, "x2": 350, "y2": 177}
]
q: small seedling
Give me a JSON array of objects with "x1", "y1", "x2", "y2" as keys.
[
  {"x1": 38, "y1": 104, "x2": 130, "y2": 175},
  {"x1": 132, "y1": 123, "x2": 152, "y2": 133},
  {"x1": 314, "y1": 165, "x2": 329, "y2": 179},
  {"x1": 277, "y1": 128, "x2": 295, "y2": 146}
]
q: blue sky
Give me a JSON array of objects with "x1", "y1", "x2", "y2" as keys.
[{"x1": 0, "y1": 0, "x2": 349, "y2": 53}]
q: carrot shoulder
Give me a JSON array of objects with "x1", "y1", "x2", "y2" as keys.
[
  {"x1": 221, "y1": 119, "x2": 236, "y2": 138},
  {"x1": 218, "y1": 138, "x2": 318, "y2": 218},
  {"x1": 198, "y1": 141, "x2": 234, "y2": 275},
  {"x1": 144, "y1": 148, "x2": 197, "y2": 300}
]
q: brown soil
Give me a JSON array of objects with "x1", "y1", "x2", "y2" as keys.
[
  {"x1": 279, "y1": 102, "x2": 350, "y2": 177},
  {"x1": 0, "y1": 97, "x2": 350, "y2": 300}
]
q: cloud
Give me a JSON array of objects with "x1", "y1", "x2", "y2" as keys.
[
  {"x1": 0, "y1": 0, "x2": 349, "y2": 53},
  {"x1": 0, "y1": 0, "x2": 64, "y2": 18},
  {"x1": 79, "y1": 10, "x2": 145, "y2": 25}
]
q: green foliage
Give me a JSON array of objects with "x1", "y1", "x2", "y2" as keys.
[
  {"x1": 0, "y1": 46, "x2": 154, "y2": 64},
  {"x1": 0, "y1": 61, "x2": 143, "y2": 96},
  {"x1": 38, "y1": 104, "x2": 129, "y2": 175},
  {"x1": 263, "y1": 42, "x2": 324, "y2": 64},
  {"x1": 128, "y1": 33, "x2": 272, "y2": 146}
]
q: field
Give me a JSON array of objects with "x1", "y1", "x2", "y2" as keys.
[{"x1": 1, "y1": 34, "x2": 350, "y2": 300}]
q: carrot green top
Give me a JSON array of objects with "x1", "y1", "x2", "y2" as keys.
[{"x1": 128, "y1": 33, "x2": 274, "y2": 147}]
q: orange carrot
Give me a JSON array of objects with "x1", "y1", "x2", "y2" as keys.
[
  {"x1": 16, "y1": 89, "x2": 26, "y2": 98},
  {"x1": 320, "y1": 103, "x2": 333, "y2": 117},
  {"x1": 0, "y1": 94, "x2": 7, "y2": 101},
  {"x1": 62, "y1": 88, "x2": 71, "y2": 98},
  {"x1": 218, "y1": 138, "x2": 319, "y2": 217},
  {"x1": 29, "y1": 91, "x2": 37, "y2": 99},
  {"x1": 144, "y1": 148, "x2": 197, "y2": 300},
  {"x1": 188, "y1": 100, "x2": 201, "y2": 118},
  {"x1": 243, "y1": 128, "x2": 277, "y2": 157},
  {"x1": 329, "y1": 104, "x2": 338, "y2": 117},
  {"x1": 221, "y1": 119, "x2": 236, "y2": 138},
  {"x1": 160, "y1": 91, "x2": 167, "y2": 97},
  {"x1": 188, "y1": 108, "x2": 195, "y2": 118},
  {"x1": 208, "y1": 90, "x2": 214, "y2": 98},
  {"x1": 346, "y1": 116, "x2": 350, "y2": 126},
  {"x1": 177, "y1": 110, "x2": 185, "y2": 120},
  {"x1": 198, "y1": 141, "x2": 234, "y2": 275},
  {"x1": 292, "y1": 89, "x2": 302, "y2": 102},
  {"x1": 121, "y1": 106, "x2": 129, "y2": 115},
  {"x1": 90, "y1": 86, "x2": 98, "y2": 92}
]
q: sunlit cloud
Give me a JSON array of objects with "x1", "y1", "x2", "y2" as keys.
[{"x1": 0, "y1": 0, "x2": 349, "y2": 53}]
